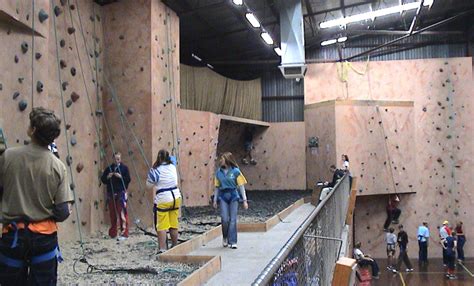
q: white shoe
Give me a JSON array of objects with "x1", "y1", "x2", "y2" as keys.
[
  {"x1": 117, "y1": 236, "x2": 128, "y2": 241},
  {"x1": 230, "y1": 244, "x2": 238, "y2": 249},
  {"x1": 406, "y1": 268, "x2": 414, "y2": 272},
  {"x1": 223, "y1": 238, "x2": 228, "y2": 248}
]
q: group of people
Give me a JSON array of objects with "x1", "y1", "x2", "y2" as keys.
[{"x1": 0, "y1": 107, "x2": 251, "y2": 284}]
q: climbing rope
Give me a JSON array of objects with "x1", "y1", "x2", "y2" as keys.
[
  {"x1": 30, "y1": 0, "x2": 35, "y2": 109},
  {"x1": 50, "y1": 0, "x2": 85, "y2": 254}
]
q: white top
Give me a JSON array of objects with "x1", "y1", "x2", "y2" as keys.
[
  {"x1": 146, "y1": 164, "x2": 181, "y2": 204},
  {"x1": 353, "y1": 248, "x2": 364, "y2": 260},
  {"x1": 385, "y1": 233, "x2": 397, "y2": 244},
  {"x1": 439, "y1": 226, "x2": 449, "y2": 240},
  {"x1": 343, "y1": 160, "x2": 349, "y2": 169}
]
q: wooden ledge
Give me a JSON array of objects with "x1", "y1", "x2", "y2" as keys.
[
  {"x1": 305, "y1": 99, "x2": 414, "y2": 110},
  {"x1": 219, "y1": 114, "x2": 271, "y2": 127}
]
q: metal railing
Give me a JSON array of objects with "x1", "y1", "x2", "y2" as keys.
[{"x1": 252, "y1": 175, "x2": 351, "y2": 286}]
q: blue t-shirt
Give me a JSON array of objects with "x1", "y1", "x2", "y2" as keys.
[
  {"x1": 214, "y1": 167, "x2": 247, "y2": 190},
  {"x1": 417, "y1": 225, "x2": 430, "y2": 242},
  {"x1": 444, "y1": 236, "x2": 455, "y2": 256}
]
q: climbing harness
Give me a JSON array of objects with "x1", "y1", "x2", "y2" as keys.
[{"x1": 155, "y1": 186, "x2": 179, "y2": 212}]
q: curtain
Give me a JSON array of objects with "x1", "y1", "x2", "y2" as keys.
[{"x1": 180, "y1": 65, "x2": 262, "y2": 120}]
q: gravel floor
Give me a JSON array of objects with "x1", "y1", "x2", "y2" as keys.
[
  {"x1": 58, "y1": 190, "x2": 309, "y2": 284},
  {"x1": 58, "y1": 232, "x2": 200, "y2": 285}
]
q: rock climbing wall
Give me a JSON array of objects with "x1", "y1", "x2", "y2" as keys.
[
  {"x1": 305, "y1": 102, "x2": 337, "y2": 189},
  {"x1": 305, "y1": 58, "x2": 474, "y2": 258},
  {"x1": 177, "y1": 109, "x2": 220, "y2": 207},
  {"x1": 102, "y1": 0, "x2": 179, "y2": 228},
  {"x1": 0, "y1": 0, "x2": 106, "y2": 241},
  {"x1": 217, "y1": 120, "x2": 307, "y2": 191}
]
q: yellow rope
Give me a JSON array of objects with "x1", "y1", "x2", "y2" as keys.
[{"x1": 336, "y1": 56, "x2": 371, "y2": 82}]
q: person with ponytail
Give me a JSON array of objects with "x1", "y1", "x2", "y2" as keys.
[
  {"x1": 146, "y1": 149, "x2": 181, "y2": 254},
  {"x1": 213, "y1": 152, "x2": 249, "y2": 249}
]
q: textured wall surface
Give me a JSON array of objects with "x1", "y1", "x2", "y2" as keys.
[
  {"x1": 305, "y1": 58, "x2": 473, "y2": 258},
  {"x1": 102, "y1": 0, "x2": 179, "y2": 228},
  {"x1": 0, "y1": 0, "x2": 105, "y2": 241}
]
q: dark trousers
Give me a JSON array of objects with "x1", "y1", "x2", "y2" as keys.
[
  {"x1": 418, "y1": 241, "x2": 428, "y2": 263},
  {"x1": 442, "y1": 248, "x2": 448, "y2": 265},
  {"x1": 107, "y1": 193, "x2": 129, "y2": 238},
  {"x1": 446, "y1": 253, "x2": 456, "y2": 273},
  {"x1": 395, "y1": 247, "x2": 413, "y2": 270},
  {"x1": 358, "y1": 258, "x2": 379, "y2": 276},
  {"x1": 0, "y1": 230, "x2": 58, "y2": 285},
  {"x1": 383, "y1": 208, "x2": 401, "y2": 229},
  {"x1": 457, "y1": 236, "x2": 465, "y2": 261}
]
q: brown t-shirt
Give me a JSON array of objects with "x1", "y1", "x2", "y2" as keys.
[{"x1": 0, "y1": 143, "x2": 74, "y2": 223}]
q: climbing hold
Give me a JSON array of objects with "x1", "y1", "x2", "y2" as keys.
[
  {"x1": 38, "y1": 9, "x2": 49, "y2": 22},
  {"x1": 70, "y1": 4, "x2": 76, "y2": 10},
  {"x1": 66, "y1": 99, "x2": 73, "y2": 108},
  {"x1": 0, "y1": 83, "x2": 2, "y2": 90},
  {"x1": 70, "y1": 67, "x2": 76, "y2": 76},
  {"x1": 95, "y1": 109, "x2": 103, "y2": 116},
  {"x1": 66, "y1": 155, "x2": 73, "y2": 166},
  {"x1": 67, "y1": 27, "x2": 75, "y2": 34},
  {"x1": 66, "y1": 124, "x2": 71, "y2": 130},
  {"x1": 70, "y1": 136, "x2": 77, "y2": 146},
  {"x1": 71, "y1": 92, "x2": 80, "y2": 102},
  {"x1": 23, "y1": 140, "x2": 30, "y2": 145},
  {"x1": 60, "y1": 39, "x2": 66, "y2": 47},
  {"x1": 89, "y1": 15, "x2": 94, "y2": 22},
  {"x1": 36, "y1": 81, "x2": 44, "y2": 93},
  {"x1": 439, "y1": 68, "x2": 443, "y2": 72},
  {"x1": 21, "y1": 42, "x2": 28, "y2": 53},
  {"x1": 18, "y1": 100, "x2": 28, "y2": 111},
  {"x1": 422, "y1": 107, "x2": 427, "y2": 112},
  {"x1": 14, "y1": 55, "x2": 19, "y2": 63},
  {"x1": 35, "y1": 52, "x2": 42, "y2": 59},
  {"x1": 18, "y1": 77, "x2": 24, "y2": 84},
  {"x1": 119, "y1": 35, "x2": 124, "y2": 40},
  {"x1": 127, "y1": 108, "x2": 134, "y2": 115},
  {"x1": 94, "y1": 50, "x2": 99, "y2": 58},
  {"x1": 62, "y1": 81, "x2": 68, "y2": 91},
  {"x1": 60, "y1": 60, "x2": 67, "y2": 69},
  {"x1": 54, "y1": 6, "x2": 62, "y2": 17},
  {"x1": 12, "y1": 92, "x2": 20, "y2": 100}
]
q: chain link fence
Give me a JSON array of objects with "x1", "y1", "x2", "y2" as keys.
[{"x1": 253, "y1": 175, "x2": 351, "y2": 286}]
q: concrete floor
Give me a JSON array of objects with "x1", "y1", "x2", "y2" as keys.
[
  {"x1": 371, "y1": 258, "x2": 474, "y2": 286},
  {"x1": 190, "y1": 203, "x2": 316, "y2": 286}
]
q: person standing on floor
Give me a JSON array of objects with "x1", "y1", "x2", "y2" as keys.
[
  {"x1": 385, "y1": 227, "x2": 397, "y2": 270},
  {"x1": 383, "y1": 194, "x2": 401, "y2": 231},
  {"x1": 439, "y1": 220, "x2": 452, "y2": 266},
  {"x1": 101, "y1": 152, "x2": 131, "y2": 240},
  {"x1": 213, "y1": 152, "x2": 249, "y2": 249},
  {"x1": 392, "y1": 224, "x2": 414, "y2": 273},
  {"x1": 417, "y1": 221, "x2": 430, "y2": 264},
  {"x1": 443, "y1": 231, "x2": 457, "y2": 280},
  {"x1": 0, "y1": 107, "x2": 74, "y2": 285},
  {"x1": 146, "y1": 149, "x2": 182, "y2": 254},
  {"x1": 455, "y1": 221, "x2": 466, "y2": 263}
]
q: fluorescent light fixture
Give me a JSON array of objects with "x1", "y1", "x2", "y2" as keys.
[
  {"x1": 261, "y1": 32, "x2": 273, "y2": 45},
  {"x1": 207, "y1": 63, "x2": 214, "y2": 69},
  {"x1": 337, "y1": 36, "x2": 347, "y2": 43},
  {"x1": 274, "y1": 47, "x2": 282, "y2": 56},
  {"x1": 321, "y1": 39, "x2": 337, "y2": 46},
  {"x1": 232, "y1": 0, "x2": 243, "y2": 5},
  {"x1": 320, "y1": 1, "x2": 434, "y2": 28},
  {"x1": 191, "y1": 53, "x2": 202, "y2": 62},
  {"x1": 245, "y1": 13, "x2": 261, "y2": 28}
]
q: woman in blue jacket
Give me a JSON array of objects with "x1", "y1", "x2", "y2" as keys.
[{"x1": 213, "y1": 152, "x2": 248, "y2": 249}]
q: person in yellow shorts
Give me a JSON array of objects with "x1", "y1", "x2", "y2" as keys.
[{"x1": 146, "y1": 149, "x2": 181, "y2": 253}]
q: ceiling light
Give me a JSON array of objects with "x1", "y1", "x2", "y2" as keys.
[
  {"x1": 232, "y1": 0, "x2": 243, "y2": 5},
  {"x1": 261, "y1": 32, "x2": 273, "y2": 45},
  {"x1": 207, "y1": 63, "x2": 214, "y2": 69},
  {"x1": 274, "y1": 47, "x2": 282, "y2": 56},
  {"x1": 191, "y1": 53, "x2": 202, "y2": 62},
  {"x1": 245, "y1": 13, "x2": 261, "y2": 28},
  {"x1": 337, "y1": 36, "x2": 347, "y2": 43},
  {"x1": 321, "y1": 39, "x2": 337, "y2": 46},
  {"x1": 320, "y1": 1, "x2": 434, "y2": 28}
]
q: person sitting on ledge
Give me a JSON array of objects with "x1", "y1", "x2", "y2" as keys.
[
  {"x1": 354, "y1": 241, "x2": 380, "y2": 279},
  {"x1": 318, "y1": 165, "x2": 344, "y2": 203}
]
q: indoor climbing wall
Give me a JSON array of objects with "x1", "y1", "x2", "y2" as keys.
[
  {"x1": 305, "y1": 57, "x2": 473, "y2": 258},
  {"x1": 177, "y1": 109, "x2": 220, "y2": 207},
  {"x1": 305, "y1": 102, "x2": 337, "y2": 189},
  {"x1": 335, "y1": 100, "x2": 416, "y2": 195},
  {"x1": 216, "y1": 120, "x2": 306, "y2": 191},
  {"x1": 0, "y1": 0, "x2": 106, "y2": 241},
  {"x1": 102, "y1": 0, "x2": 180, "y2": 228}
]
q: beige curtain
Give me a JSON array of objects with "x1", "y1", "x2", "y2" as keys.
[{"x1": 180, "y1": 64, "x2": 262, "y2": 120}]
